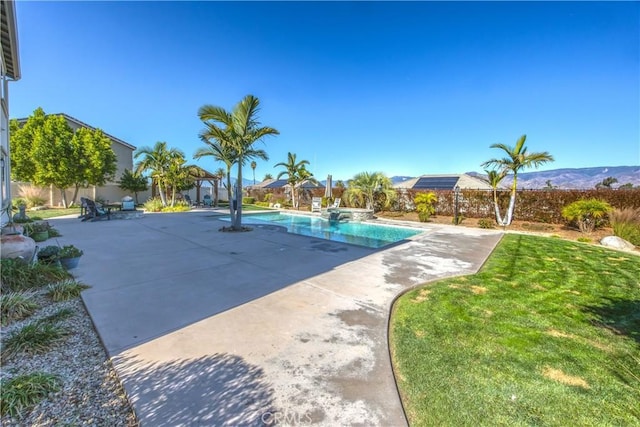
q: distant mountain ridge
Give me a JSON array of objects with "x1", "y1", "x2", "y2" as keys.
[{"x1": 467, "y1": 166, "x2": 640, "y2": 189}]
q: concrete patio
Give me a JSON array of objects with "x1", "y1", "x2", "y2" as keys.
[{"x1": 49, "y1": 210, "x2": 502, "y2": 426}]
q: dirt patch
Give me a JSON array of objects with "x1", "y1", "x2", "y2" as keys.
[
  {"x1": 546, "y1": 329, "x2": 574, "y2": 339},
  {"x1": 542, "y1": 366, "x2": 590, "y2": 389},
  {"x1": 411, "y1": 289, "x2": 431, "y2": 303},
  {"x1": 470, "y1": 286, "x2": 488, "y2": 294}
]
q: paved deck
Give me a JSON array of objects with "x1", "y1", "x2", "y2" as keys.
[{"x1": 49, "y1": 211, "x2": 502, "y2": 426}]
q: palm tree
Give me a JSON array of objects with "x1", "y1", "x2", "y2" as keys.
[
  {"x1": 483, "y1": 169, "x2": 507, "y2": 226},
  {"x1": 481, "y1": 134, "x2": 554, "y2": 226},
  {"x1": 198, "y1": 95, "x2": 278, "y2": 230},
  {"x1": 263, "y1": 173, "x2": 274, "y2": 181},
  {"x1": 274, "y1": 152, "x2": 316, "y2": 209},
  {"x1": 214, "y1": 167, "x2": 225, "y2": 206},
  {"x1": 344, "y1": 171, "x2": 395, "y2": 212},
  {"x1": 134, "y1": 141, "x2": 183, "y2": 207},
  {"x1": 251, "y1": 161, "x2": 257, "y2": 185}
]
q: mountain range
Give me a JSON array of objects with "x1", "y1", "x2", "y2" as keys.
[
  {"x1": 230, "y1": 166, "x2": 639, "y2": 190},
  {"x1": 466, "y1": 166, "x2": 639, "y2": 189}
]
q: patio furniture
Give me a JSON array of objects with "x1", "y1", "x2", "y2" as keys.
[
  {"x1": 121, "y1": 196, "x2": 135, "y2": 211},
  {"x1": 203, "y1": 195, "x2": 212, "y2": 207},
  {"x1": 79, "y1": 197, "x2": 111, "y2": 222},
  {"x1": 311, "y1": 197, "x2": 322, "y2": 213},
  {"x1": 184, "y1": 194, "x2": 197, "y2": 207},
  {"x1": 330, "y1": 198, "x2": 341, "y2": 208}
]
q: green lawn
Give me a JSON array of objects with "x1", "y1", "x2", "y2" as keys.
[
  {"x1": 26, "y1": 208, "x2": 79, "y2": 220},
  {"x1": 391, "y1": 234, "x2": 640, "y2": 426}
]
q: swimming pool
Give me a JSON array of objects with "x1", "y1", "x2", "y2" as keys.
[{"x1": 227, "y1": 212, "x2": 423, "y2": 249}]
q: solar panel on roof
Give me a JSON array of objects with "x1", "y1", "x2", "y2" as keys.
[
  {"x1": 413, "y1": 177, "x2": 459, "y2": 190},
  {"x1": 264, "y1": 179, "x2": 288, "y2": 189}
]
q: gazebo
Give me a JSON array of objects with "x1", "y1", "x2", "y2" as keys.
[{"x1": 190, "y1": 167, "x2": 221, "y2": 205}]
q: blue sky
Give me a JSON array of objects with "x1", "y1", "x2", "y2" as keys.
[{"x1": 11, "y1": 1, "x2": 640, "y2": 182}]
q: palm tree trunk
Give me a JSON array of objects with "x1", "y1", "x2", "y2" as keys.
[
  {"x1": 226, "y1": 168, "x2": 235, "y2": 226},
  {"x1": 505, "y1": 177, "x2": 518, "y2": 226},
  {"x1": 492, "y1": 188, "x2": 505, "y2": 226},
  {"x1": 233, "y1": 160, "x2": 243, "y2": 230},
  {"x1": 157, "y1": 181, "x2": 167, "y2": 206},
  {"x1": 213, "y1": 178, "x2": 219, "y2": 207}
]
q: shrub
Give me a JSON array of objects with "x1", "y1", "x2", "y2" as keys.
[
  {"x1": 242, "y1": 197, "x2": 255, "y2": 204},
  {"x1": 610, "y1": 207, "x2": 640, "y2": 246},
  {"x1": 577, "y1": 237, "x2": 592, "y2": 243},
  {"x1": 58, "y1": 245, "x2": 83, "y2": 259},
  {"x1": 18, "y1": 184, "x2": 47, "y2": 208},
  {"x1": 0, "y1": 373, "x2": 61, "y2": 417},
  {"x1": 0, "y1": 259, "x2": 72, "y2": 293},
  {"x1": 2, "y1": 322, "x2": 69, "y2": 358},
  {"x1": 255, "y1": 201, "x2": 271, "y2": 207},
  {"x1": 478, "y1": 218, "x2": 495, "y2": 229},
  {"x1": 37, "y1": 245, "x2": 61, "y2": 264},
  {"x1": 0, "y1": 292, "x2": 38, "y2": 325},
  {"x1": 263, "y1": 193, "x2": 273, "y2": 202},
  {"x1": 161, "y1": 204, "x2": 190, "y2": 212},
  {"x1": 47, "y1": 227, "x2": 62, "y2": 238},
  {"x1": 561, "y1": 198, "x2": 612, "y2": 233},
  {"x1": 47, "y1": 280, "x2": 90, "y2": 302},
  {"x1": 143, "y1": 197, "x2": 164, "y2": 212},
  {"x1": 414, "y1": 192, "x2": 437, "y2": 222}
]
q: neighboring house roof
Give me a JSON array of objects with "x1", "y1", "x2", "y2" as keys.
[
  {"x1": 16, "y1": 113, "x2": 136, "y2": 151},
  {"x1": 1, "y1": 0, "x2": 21, "y2": 80},
  {"x1": 264, "y1": 179, "x2": 288, "y2": 189},
  {"x1": 394, "y1": 174, "x2": 493, "y2": 190}
]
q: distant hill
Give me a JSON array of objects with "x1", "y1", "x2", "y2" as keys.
[{"x1": 468, "y1": 166, "x2": 640, "y2": 189}]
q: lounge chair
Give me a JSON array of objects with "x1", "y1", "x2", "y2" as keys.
[
  {"x1": 330, "y1": 198, "x2": 341, "y2": 208},
  {"x1": 311, "y1": 197, "x2": 322, "y2": 213},
  {"x1": 184, "y1": 194, "x2": 197, "y2": 207},
  {"x1": 79, "y1": 197, "x2": 111, "y2": 222}
]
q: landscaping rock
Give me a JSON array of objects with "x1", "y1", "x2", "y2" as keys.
[{"x1": 600, "y1": 236, "x2": 636, "y2": 251}]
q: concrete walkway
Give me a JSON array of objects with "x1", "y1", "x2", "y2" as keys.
[{"x1": 49, "y1": 211, "x2": 502, "y2": 426}]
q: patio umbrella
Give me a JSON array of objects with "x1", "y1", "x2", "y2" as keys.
[{"x1": 324, "y1": 174, "x2": 332, "y2": 199}]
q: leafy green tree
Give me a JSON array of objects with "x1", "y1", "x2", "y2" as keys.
[
  {"x1": 618, "y1": 183, "x2": 635, "y2": 189},
  {"x1": 68, "y1": 127, "x2": 117, "y2": 206},
  {"x1": 481, "y1": 134, "x2": 554, "y2": 226},
  {"x1": 31, "y1": 115, "x2": 76, "y2": 207},
  {"x1": 9, "y1": 107, "x2": 46, "y2": 182},
  {"x1": 595, "y1": 176, "x2": 618, "y2": 189},
  {"x1": 198, "y1": 95, "x2": 278, "y2": 230},
  {"x1": 165, "y1": 154, "x2": 201, "y2": 206},
  {"x1": 118, "y1": 169, "x2": 148, "y2": 204},
  {"x1": 11, "y1": 108, "x2": 118, "y2": 207},
  {"x1": 344, "y1": 171, "x2": 395, "y2": 212},
  {"x1": 274, "y1": 152, "x2": 317, "y2": 209},
  {"x1": 134, "y1": 142, "x2": 183, "y2": 207}
]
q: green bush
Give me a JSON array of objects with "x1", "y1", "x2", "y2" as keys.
[
  {"x1": 263, "y1": 193, "x2": 273, "y2": 202},
  {"x1": 143, "y1": 197, "x2": 164, "y2": 212},
  {"x1": 577, "y1": 237, "x2": 592, "y2": 243},
  {"x1": 0, "y1": 373, "x2": 61, "y2": 417},
  {"x1": 161, "y1": 204, "x2": 190, "y2": 212},
  {"x1": 255, "y1": 201, "x2": 271, "y2": 207},
  {"x1": 242, "y1": 197, "x2": 255, "y2": 204},
  {"x1": 0, "y1": 292, "x2": 38, "y2": 325},
  {"x1": 478, "y1": 218, "x2": 495, "y2": 229},
  {"x1": 610, "y1": 208, "x2": 640, "y2": 246},
  {"x1": 561, "y1": 198, "x2": 612, "y2": 233},
  {"x1": 0, "y1": 259, "x2": 72, "y2": 293},
  {"x1": 414, "y1": 192, "x2": 437, "y2": 222}
]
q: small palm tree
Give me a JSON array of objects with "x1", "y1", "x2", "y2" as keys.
[
  {"x1": 135, "y1": 141, "x2": 183, "y2": 207},
  {"x1": 263, "y1": 173, "x2": 274, "y2": 181},
  {"x1": 274, "y1": 152, "x2": 315, "y2": 209},
  {"x1": 481, "y1": 134, "x2": 554, "y2": 226},
  {"x1": 194, "y1": 138, "x2": 238, "y2": 210},
  {"x1": 482, "y1": 169, "x2": 507, "y2": 225},
  {"x1": 344, "y1": 171, "x2": 395, "y2": 212},
  {"x1": 251, "y1": 161, "x2": 257, "y2": 185}
]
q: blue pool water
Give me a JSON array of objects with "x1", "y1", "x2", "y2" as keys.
[{"x1": 226, "y1": 212, "x2": 423, "y2": 248}]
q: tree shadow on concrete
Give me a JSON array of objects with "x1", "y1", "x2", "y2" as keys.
[{"x1": 113, "y1": 353, "x2": 275, "y2": 426}]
